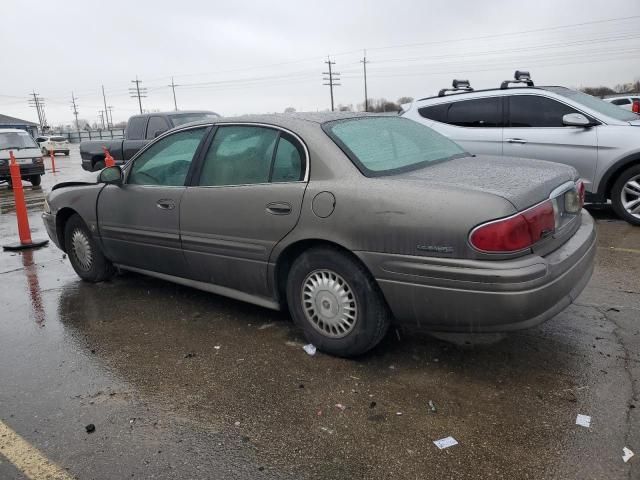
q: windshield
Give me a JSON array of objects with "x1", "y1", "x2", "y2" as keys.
[
  {"x1": 324, "y1": 116, "x2": 466, "y2": 176},
  {"x1": 170, "y1": 112, "x2": 220, "y2": 127},
  {"x1": 544, "y1": 87, "x2": 639, "y2": 122},
  {"x1": 0, "y1": 131, "x2": 39, "y2": 150}
]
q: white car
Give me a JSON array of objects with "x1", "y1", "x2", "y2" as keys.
[
  {"x1": 401, "y1": 71, "x2": 640, "y2": 225},
  {"x1": 604, "y1": 95, "x2": 640, "y2": 113},
  {"x1": 36, "y1": 135, "x2": 70, "y2": 156}
]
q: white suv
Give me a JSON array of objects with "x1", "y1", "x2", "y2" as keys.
[
  {"x1": 604, "y1": 95, "x2": 640, "y2": 113},
  {"x1": 402, "y1": 72, "x2": 640, "y2": 225},
  {"x1": 35, "y1": 135, "x2": 70, "y2": 156}
]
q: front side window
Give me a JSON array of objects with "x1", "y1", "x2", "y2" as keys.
[
  {"x1": 447, "y1": 97, "x2": 502, "y2": 127},
  {"x1": 544, "y1": 86, "x2": 638, "y2": 122},
  {"x1": 199, "y1": 126, "x2": 279, "y2": 186},
  {"x1": 127, "y1": 117, "x2": 147, "y2": 140},
  {"x1": 508, "y1": 95, "x2": 578, "y2": 127},
  {"x1": 324, "y1": 116, "x2": 466, "y2": 177},
  {"x1": 128, "y1": 128, "x2": 206, "y2": 186}
]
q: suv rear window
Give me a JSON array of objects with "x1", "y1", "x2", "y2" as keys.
[
  {"x1": 324, "y1": 116, "x2": 466, "y2": 177},
  {"x1": 419, "y1": 97, "x2": 502, "y2": 128}
]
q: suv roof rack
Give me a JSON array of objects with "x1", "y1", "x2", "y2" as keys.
[
  {"x1": 438, "y1": 79, "x2": 473, "y2": 97},
  {"x1": 501, "y1": 70, "x2": 534, "y2": 89}
]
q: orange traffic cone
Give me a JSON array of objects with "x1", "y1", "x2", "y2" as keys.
[
  {"x1": 3, "y1": 151, "x2": 49, "y2": 251},
  {"x1": 103, "y1": 147, "x2": 115, "y2": 167}
]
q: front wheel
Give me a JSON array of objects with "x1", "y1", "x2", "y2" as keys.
[
  {"x1": 63, "y1": 151, "x2": 69, "y2": 156},
  {"x1": 29, "y1": 175, "x2": 41, "y2": 187},
  {"x1": 611, "y1": 164, "x2": 640, "y2": 226},
  {"x1": 64, "y1": 214, "x2": 115, "y2": 282},
  {"x1": 286, "y1": 247, "x2": 391, "y2": 357}
]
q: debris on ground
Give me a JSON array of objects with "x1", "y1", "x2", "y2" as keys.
[
  {"x1": 607, "y1": 307, "x2": 621, "y2": 312},
  {"x1": 303, "y1": 344, "x2": 316, "y2": 356},
  {"x1": 623, "y1": 447, "x2": 634, "y2": 463},
  {"x1": 320, "y1": 427, "x2": 334, "y2": 434},
  {"x1": 85, "y1": 424, "x2": 95, "y2": 433},
  {"x1": 576, "y1": 414, "x2": 591, "y2": 428},
  {"x1": 428, "y1": 400, "x2": 437, "y2": 413},
  {"x1": 433, "y1": 436, "x2": 458, "y2": 449},
  {"x1": 258, "y1": 323, "x2": 275, "y2": 330},
  {"x1": 396, "y1": 412, "x2": 403, "y2": 416},
  {"x1": 335, "y1": 403, "x2": 346, "y2": 411},
  {"x1": 370, "y1": 401, "x2": 377, "y2": 409},
  {"x1": 234, "y1": 421, "x2": 240, "y2": 427},
  {"x1": 214, "y1": 345, "x2": 221, "y2": 350},
  {"x1": 184, "y1": 352, "x2": 196, "y2": 358}
]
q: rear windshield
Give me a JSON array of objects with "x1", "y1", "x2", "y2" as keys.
[
  {"x1": 323, "y1": 116, "x2": 466, "y2": 176},
  {"x1": 544, "y1": 87, "x2": 639, "y2": 122},
  {"x1": 0, "y1": 131, "x2": 39, "y2": 150},
  {"x1": 170, "y1": 112, "x2": 220, "y2": 127},
  {"x1": 50, "y1": 136, "x2": 66, "y2": 142}
]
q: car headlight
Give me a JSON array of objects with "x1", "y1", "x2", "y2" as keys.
[{"x1": 33, "y1": 157, "x2": 44, "y2": 164}]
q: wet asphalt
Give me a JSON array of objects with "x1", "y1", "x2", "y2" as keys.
[{"x1": 0, "y1": 147, "x2": 639, "y2": 479}]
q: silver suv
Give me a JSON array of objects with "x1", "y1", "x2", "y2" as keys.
[{"x1": 401, "y1": 72, "x2": 640, "y2": 225}]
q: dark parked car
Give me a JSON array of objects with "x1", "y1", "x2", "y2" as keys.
[
  {"x1": 79, "y1": 110, "x2": 220, "y2": 171},
  {"x1": 43, "y1": 113, "x2": 596, "y2": 357}
]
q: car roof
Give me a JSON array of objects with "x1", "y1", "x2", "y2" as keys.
[
  {"x1": 416, "y1": 85, "x2": 568, "y2": 103},
  {"x1": 128, "y1": 110, "x2": 219, "y2": 118}
]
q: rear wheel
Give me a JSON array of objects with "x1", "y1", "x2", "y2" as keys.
[
  {"x1": 611, "y1": 164, "x2": 640, "y2": 226},
  {"x1": 29, "y1": 175, "x2": 41, "y2": 187},
  {"x1": 286, "y1": 247, "x2": 391, "y2": 357},
  {"x1": 64, "y1": 214, "x2": 115, "y2": 282},
  {"x1": 63, "y1": 151, "x2": 69, "y2": 156}
]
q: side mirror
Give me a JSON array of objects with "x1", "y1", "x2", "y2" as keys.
[
  {"x1": 99, "y1": 166, "x2": 123, "y2": 185},
  {"x1": 562, "y1": 113, "x2": 593, "y2": 128},
  {"x1": 153, "y1": 130, "x2": 166, "y2": 138}
]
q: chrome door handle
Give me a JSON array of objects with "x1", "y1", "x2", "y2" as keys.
[
  {"x1": 266, "y1": 202, "x2": 292, "y2": 215},
  {"x1": 156, "y1": 199, "x2": 175, "y2": 210},
  {"x1": 506, "y1": 138, "x2": 527, "y2": 144}
]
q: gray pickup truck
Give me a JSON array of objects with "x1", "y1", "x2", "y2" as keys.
[{"x1": 80, "y1": 110, "x2": 219, "y2": 171}]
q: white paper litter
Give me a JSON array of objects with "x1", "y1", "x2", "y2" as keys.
[
  {"x1": 623, "y1": 447, "x2": 634, "y2": 463},
  {"x1": 303, "y1": 344, "x2": 317, "y2": 356},
  {"x1": 214, "y1": 345, "x2": 221, "y2": 350},
  {"x1": 433, "y1": 436, "x2": 458, "y2": 449},
  {"x1": 576, "y1": 414, "x2": 591, "y2": 428}
]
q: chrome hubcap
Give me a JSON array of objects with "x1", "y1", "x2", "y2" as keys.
[
  {"x1": 71, "y1": 229, "x2": 93, "y2": 270},
  {"x1": 302, "y1": 269, "x2": 357, "y2": 338},
  {"x1": 622, "y1": 174, "x2": 640, "y2": 220}
]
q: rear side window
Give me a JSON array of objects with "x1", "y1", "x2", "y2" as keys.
[
  {"x1": 418, "y1": 103, "x2": 449, "y2": 123},
  {"x1": 199, "y1": 126, "x2": 278, "y2": 186},
  {"x1": 146, "y1": 116, "x2": 170, "y2": 138},
  {"x1": 447, "y1": 97, "x2": 502, "y2": 127},
  {"x1": 50, "y1": 136, "x2": 66, "y2": 142},
  {"x1": 271, "y1": 135, "x2": 304, "y2": 182},
  {"x1": 508, "y1": 96, "x2": 578, "y2": 127},
  {"x1": 611, "y1": 98, "x2": 630, "y2": 105},
  {"x1": 324, "y1": 116, "x2": 466, "y2": 177},
  {"x1": 127, "y1": 117, "x2": 147, "y2": 140}
]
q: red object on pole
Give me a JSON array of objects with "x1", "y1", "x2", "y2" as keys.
[
  {"x1": 103, "y1": 146, "x2": 115, "y2": 167},
  {"x1": 2, "y1": 151, "x2": 49, "y2": 251},
  {"x1": 49, "y1": 150, "x2": 56, "y2": 173}
]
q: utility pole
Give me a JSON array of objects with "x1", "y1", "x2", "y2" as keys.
[
  {"x1": 129, "y1": 76, "x2": 147, "y2": 114},
  {"x1": 107, "y1": 106, "x2": 114, "y2": 127},
  {"x1": 70, "y1": 92, "x2": 80, "y2": 132},
  {"x1": 101, "y1": 85, "x2": 110, "y2": 128},
  {"x1": 168, "y1": 76, "x2": 179, "y2": 111},
  {"x1": 322, "y1": 56, "x2": 340, "y2": 112},
  {"x1": 29, "y1": 91, "x2": 48, "y2": 131},
  {"x1": 98, "y1": 110, "x2": 105, "y2": 129},
  {"x1": 361, "y1": 50, "x2": 369, "y2": 112}
]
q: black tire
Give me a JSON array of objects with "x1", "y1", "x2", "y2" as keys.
[
  {"x1": 63, "y1": 151, "x2": 70, "y2": 156},
  {"x1": 64, "y1": 214, "x2": 115, "y2": 282},
  {"x1": 286, "y1": 246, "x2": 391, "y2": 357},
  {"x1": 29, "y1": 175, "x2": 42, "y2": 187},
  {"x1": 611, "y1": 164, "x2": 640, "y2": 226},
  {"x1": 93, "y1": 159, "x2": 105, "y2": 171}
]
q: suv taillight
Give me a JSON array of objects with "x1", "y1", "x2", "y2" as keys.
[
  {"x1": 469, "y1": 200, "x2": 555, "y2": 253},
  {"x1": 632, "y1": 100, "x2": 640, "y2": 114}
]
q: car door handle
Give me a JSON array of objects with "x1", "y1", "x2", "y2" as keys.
[
  {"x1": 266, "y1": 202, "x2": 292, "y2": 215},
  {"x1": 156, "y1": 199, "x2": 176, "y2": 210},
  {"x1": 506, "y1": 138, "x2": 527, "y2": 144}
]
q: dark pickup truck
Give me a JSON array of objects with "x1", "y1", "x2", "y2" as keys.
[{"x1": 80, "y1": 110, "x2": 219, "y2": 171}]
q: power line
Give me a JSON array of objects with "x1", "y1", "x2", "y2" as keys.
[
  {"x1": 323, "y1": 56, "x2": 340, "y2": 112},
  {"x1": 129, "y1": 76, "x2": 147, "y2": 114},
  {"x1": 168, "y1": 77, "x2": 179, "y2": 111}
]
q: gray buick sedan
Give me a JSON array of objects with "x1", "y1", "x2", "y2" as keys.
[{"x1": 42, "y1": 113, "x2": 596, "y2": 357}]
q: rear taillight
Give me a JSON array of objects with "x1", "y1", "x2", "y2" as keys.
[
  {"x1": 632, "y1": 100, "x2": 640, "y2": 114},
  {"x1": 470, "y1": 200, "x2": 556, "y2": 253},
  {"x1": 577, "y1": 180, "x2": 585, "y2": 207}
]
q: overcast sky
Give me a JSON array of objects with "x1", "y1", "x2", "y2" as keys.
[{"x1": 1, "y1": 0, "x2": 639, "y2": 127}]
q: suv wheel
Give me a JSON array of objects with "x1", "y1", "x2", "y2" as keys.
[
  {"x1": 286, "y1": 247, "x2": 391, "y2": 357},
  {"x1": 64, "y1": 214, "x2": 115, "y2": 282},
  {"x1": 611, "y1": 165, "x2": 640, "y2": 226}
]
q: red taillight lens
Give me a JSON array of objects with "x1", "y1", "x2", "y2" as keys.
[
  {"x1": 577, "y1": 180, "x2": 585, "y2": 207},
  {"x1": 470, "y1": 200, "x2": 556, "y2": 253},
  {"x1": 633, "y1": 100, "x2": 640, "y2": 114}
]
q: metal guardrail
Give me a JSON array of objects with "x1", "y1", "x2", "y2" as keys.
[{"x1": 54, "y1": 129, "x2": 125, "y2": 144}]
